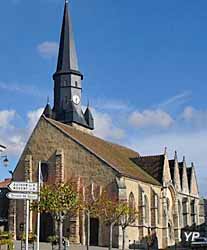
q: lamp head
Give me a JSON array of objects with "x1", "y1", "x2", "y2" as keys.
[{"x1": 3, "y1": 156, "x2": 9, "y2": 167}]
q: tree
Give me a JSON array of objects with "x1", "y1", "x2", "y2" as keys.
[
  {"x1": 32, "y1": 183, "x2": 79, "y2": 250},
  {"x1": 82, "y1": 189, "x2": 97, "y2": 250},
  {"x1": 95, "y1": 192, "x2": 129, "y2": 250},
  {"x1": 119, "y1": 205, "x2": 138, "y2": 250}
]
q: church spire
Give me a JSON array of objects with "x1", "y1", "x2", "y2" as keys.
[
  {"x1": 52, "y1": 1, "x2": 94, "y2": 131},
  {"x1": 54, "y1": 0, "x2": 83, "y2": 79}
]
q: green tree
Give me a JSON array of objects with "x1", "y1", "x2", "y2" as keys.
[
  {"x1": 118, "y1": 205, "x2": 138, "y2": 250},
  {"x1": 32, "y1": 183, "x2": 79, "y2": 250},
  {"x1": 95, "y1": 192, "x2": 130, "y2": 250}
]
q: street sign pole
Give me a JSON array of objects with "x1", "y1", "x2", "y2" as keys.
[
  {"x1": 36, "y1": 161, "x2": 41, "y2": 250},
  {"x1": 25, "y1": 198, "x2": 29, "y2": 250}
]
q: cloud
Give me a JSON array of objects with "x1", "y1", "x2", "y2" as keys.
[
  {"x1": 27, "y1": 108, "x2": 44, "y2": 133},
  {"x1": 0, "y1": 110, "x2": 16, "y2": 128},
  {"x1": 0, "y1": 108, "x2": 44, "y2": 157},
  {"x1": 94, "y1": 99, "x2": 131, "y2": 112},
  {"x1": 37, "y1": 41, "x2": 58, "y2": 58},
  {"x1": 93, "y1": 109, "x2": 125, "y2": 140},
  {"x1": 0, "y1": 81, "x2": 46, "y2": 98},
  {"x1": 127, "y1": 129, "x2": 207, "y2": 196},
  {"x1": 182, "y1": 106, "x2": 207, "y2": 129},
  {"x1": 129, "y1": 109, "x2": 174, "y2": 129},
  {"x1": 157, "y1": 91, "x2": 191, "y2": 109}
]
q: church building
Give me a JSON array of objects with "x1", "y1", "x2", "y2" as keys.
[{"x1": 10, "y1": 2, "x2": 205, "y2": 249}]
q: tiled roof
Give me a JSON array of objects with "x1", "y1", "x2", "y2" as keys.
[
  {"x1": 179, "y1": 162, "x2": 183, "y2": 188},
  {"x1": 45, "y1": 116, "x2": 160, "y2": 186},
  {"x1": 169, "y1": 160, "x2": 175, "y2": 182},
  {"x1": 0, "y1": 178, "x2": 11, "y2": 188},
  {"x1": 130, "y1": 155, "x2": 164, "y2": 183},
  {"x1": 187, "y1": 167, "x2": 192, "y2": 190}
]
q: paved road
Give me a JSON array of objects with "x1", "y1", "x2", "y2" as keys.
[{"x1": 14, "y1": 241, "x2": 119, "y2": 250}]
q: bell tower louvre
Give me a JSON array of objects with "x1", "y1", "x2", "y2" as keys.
[{"x1": 43, "y1": 0, "x2": 94, "y2": 131}]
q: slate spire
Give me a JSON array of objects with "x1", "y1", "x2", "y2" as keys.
[
  {"x1": 52, "y1": 1, "x2": 94, "y2": 131},
  {"x1": 55, "y1": 0, "x2": 83, "y2": 78}
]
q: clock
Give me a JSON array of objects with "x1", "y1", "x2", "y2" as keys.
[{"x1": 72, "y1": 95, "x2": 80, "y2": 105}]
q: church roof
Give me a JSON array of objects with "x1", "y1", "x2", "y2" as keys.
[
  {"x1": 45, "y1": 116, "x2": 160, "y2": 186},
  {"x1": 54, "y1": 1, "x2": 82, "y2": 78},
  {"x1": 133, "y1": 155, "x2": 165, "y2": 183},
  {"x1": 187, "y1": 167, "x2": 193, "y2": 190},
  {"x1": 169, "y1": 159, "x2": 175, "y2": 181},
  {"x1": 0, "y1": 179, "x2": 11, "y2": 188}
]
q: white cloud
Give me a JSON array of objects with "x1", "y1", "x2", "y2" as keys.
[
  {"x1": 0, "y1": 81, "x2": 45, "y2": 97},
  {"x1": 182, "y1": 106, "x2": 194, "y2": 120},
  {"x1": 37, "y1": 41, "x2": 58, "y2": 58},
  {"x1": 0, "y1": 108, "x2": 44, "y2": 157},
  {"x1": 157, "y1": 91, "x2": 191, "y2": 109},
  {"x1": 127, "y1": 129, "x2": 207, "y2": 196},
  {"x1": 0, "y1": 110, "x2": 16, "y2": 128},
  {"x1": 27, "y1": 108, "x2": 44, "y2": 133},
  {"x1": 129, "y1": 109, "x2": 174, "y2": 129},
  {"x1": 93, "y1": 109, "x2": 125, "y2": 140},
  {"x1": 182, "y1": 106, "x2": 207, "y2": 128},
  {"x1": 94, "y1": 99, "x2": 131, "y2": 112}
]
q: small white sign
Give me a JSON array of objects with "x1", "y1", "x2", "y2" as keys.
[
  {"x1": 7, "y1": 192, "x2": 38, "y2": 200},
  {"x1": 9, "y1": 181, "x2": 38, "y2": 192}
]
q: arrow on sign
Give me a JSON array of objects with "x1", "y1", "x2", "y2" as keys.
[
  {"x1": 7, "y1": 192, "x2": 38, "y2": 200},
  {"x1": 8, "y1": 181, "x2": 38, "y2": 193}
]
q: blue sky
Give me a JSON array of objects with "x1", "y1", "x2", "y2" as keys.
[{"x1": 0, "y1": 0, "x2": 207, "y2": 195}]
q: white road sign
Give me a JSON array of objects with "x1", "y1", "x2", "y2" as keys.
[
  {"x1": 8, "y1": 181, "x2": 38, "y2": 192},
  {"x1": 7, "y1": 192, "x2": 38, "y2": 200}
]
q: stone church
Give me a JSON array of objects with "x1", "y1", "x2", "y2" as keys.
[{"x1": 10, "y1": 1, "x2": 205, "y2": 249}]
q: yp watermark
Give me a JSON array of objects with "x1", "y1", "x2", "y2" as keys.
[{"x1": 184, "y1": 232, "x2": 200, "y2": 242}]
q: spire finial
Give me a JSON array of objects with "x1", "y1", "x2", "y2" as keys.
[
  {"x1": 47, "y1": 96, "x2": 50, "y2": 104},
  {"x1": 164, "y1": 147, "x2": 167, "y2": 155},
  {"x1": 65, "y1": 0, "x2": 69, "y2": 3},
  {"x1": 183, "y1": 156, "x2": 186, "y2": 163},
  {"x1": 174, "y1": 150, "x2": 178, "y2": 160}
]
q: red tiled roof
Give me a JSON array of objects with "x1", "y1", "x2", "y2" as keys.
[
  {"x1": 45, "y1": 116, "x2": 160, "y2": 186},
  {"x1": 0, "y1": 178, "x2": 11, "y2": 188}
]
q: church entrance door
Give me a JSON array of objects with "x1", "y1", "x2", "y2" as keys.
[
  {"x1": 40, "y1": 213, "x2": 54, "y2": 242},
  {"x1": 90, "y1": 218, "x2": 99, "y2": 246}
]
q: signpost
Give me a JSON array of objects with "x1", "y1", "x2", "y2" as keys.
[
  {"x1": 7, "y1": 181, "x2": 38, "y2": 250},
  {"x1": 8, "y1": 181, "x2": 38, "y2": 192},
  {"x1": 7, "y1": 192, "x2": 38, "y2": 200}
]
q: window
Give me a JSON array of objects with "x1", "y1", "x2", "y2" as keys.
[
  {"x1": 144, "y1": 195, "x2": 149, "y2": 224},
  {"x1": 182, "y1": 199, "x2": 188, "y2": 227},
  {"x1": 129, "y1": 192, "x2": 136, "y2": 221},
  {"x1": 191, "y1": 200, "x2": 196, "y2": 224},
  {"x1": 40, "y1": 163, "x2": 49, "y2": 182},
  {"x1": 75, "y1": 81, "x2": 78, "y2": 87},
  {"x1": 178, "y1": 200, "x2": 182, "y2": 227}
]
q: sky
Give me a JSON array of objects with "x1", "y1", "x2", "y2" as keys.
[{"x1": 0, "y1": 0, "x2": 207, "y2": 196}]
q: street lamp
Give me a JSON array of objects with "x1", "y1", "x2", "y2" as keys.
[{"x1": 0, "y1": 144, "x2": 9, "y2": 167}]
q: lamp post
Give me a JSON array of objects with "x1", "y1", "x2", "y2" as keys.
[{"x1": 0, "y1": 144, "x2": 9, "y2": 167}]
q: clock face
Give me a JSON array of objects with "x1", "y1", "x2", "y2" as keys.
[{"x1": 72, "y1": 95, "x2": 80, "y2": 105}]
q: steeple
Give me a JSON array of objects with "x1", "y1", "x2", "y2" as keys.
[
  {"x1": 52, "y1": 1, "x2": 94, "y2": 131},
  {"x1": 54, "y1": 0, "x2": 82, "y2": 78}
]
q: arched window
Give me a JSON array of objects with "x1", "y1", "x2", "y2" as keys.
[
  {"x1": 155, "y1": 194, "x2": 160, "y2": 224},
  {"x1": 129, "y1": 192, "x2": 136, "y2": 221},
  {"x1": 144, "y1": 195, "x2": 149, "y2": 225},
  {"x1": 191, "y1": 200, "x2": 196, "y2": 224},
  {"x1": 182, "y1": 198, "x2": 188, "y2": 227},
  {"x1": 178, "y1": 200, "x2": 182, "y2": 227},
  {"x1": 129, "y1": 192, "x2": 135, "y2": 210}
]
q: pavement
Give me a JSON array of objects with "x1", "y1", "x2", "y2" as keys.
[{"x1": 14, "y1": 241, "x2": 118, "y2": 250}]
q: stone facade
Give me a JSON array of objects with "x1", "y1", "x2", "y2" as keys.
[{"x1": 10, "y1": 116, "x2": 205, "y2": 249}]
